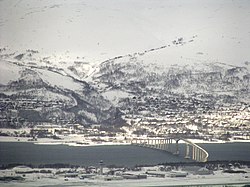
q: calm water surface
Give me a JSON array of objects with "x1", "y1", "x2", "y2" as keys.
[{"x1": 0, "y1": 142, "x2": 250, "y2": 167}]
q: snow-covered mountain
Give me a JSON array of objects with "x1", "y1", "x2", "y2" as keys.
[
  {"x1": 1, "y1": 0, "x2": 250, "y2": 65},
  {"x1": 0, "y1": 59, "x2": 119, "y2": 127},
  {"x1": 0, "y1": 0, "x2": 250, "y2": 129},
  {"x1": 1, "y1": 40, "x2": 249, "y2": 128},
  {"x1": 88, "y1": 48, "x2": 250, "y2": 104}
]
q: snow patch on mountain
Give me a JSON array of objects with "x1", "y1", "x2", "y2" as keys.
[
  {"x1": 102, "y1": 89, "x2": 133, "y2": 105},
  {"x1": 36, "y1": 68, "x2": 82, "y2": 91},
  {"x1": 0, "y1": 60, "x2": 23, "y2": 85}
]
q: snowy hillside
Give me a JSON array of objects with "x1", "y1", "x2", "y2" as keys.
[
  {"x1": 89, "y1": 52, "x2": 250, "y2": 104},
  {"x1": 0, "y1": 60, "x2": 116, "y2": 127},
  {"x1": 0, "y1": 0, "x2": 250, "y2": 129},
  {"x1": 1, "y1": 0, "x2": 250, "y2": 65}
]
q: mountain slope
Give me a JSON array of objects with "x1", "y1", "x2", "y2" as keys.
[
  {"x1": 1, "y1": 0, "x2": 250, "y2": 133},
  {"x1": 0, "y1": 60, "x2": 121, "y2": 128}
]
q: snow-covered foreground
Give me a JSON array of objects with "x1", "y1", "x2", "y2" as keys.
[{"x1": 0, "y1": 169, "x2": 250, "y2": 187}]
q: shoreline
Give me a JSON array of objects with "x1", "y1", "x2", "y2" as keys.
[{"x1": 1, "y1": 136, "x2": 250, "y2": 147}]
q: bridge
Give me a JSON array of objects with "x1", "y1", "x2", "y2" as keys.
[{"x1": 131, "y1": 137, "x2": 209, "y2": 162}]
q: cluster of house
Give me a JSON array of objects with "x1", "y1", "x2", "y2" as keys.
[
  {"x1": 121, "y1": 95, "x2": 250, "y2": 140},
  {"x1": 0, "y1": 98, "x2": 73, "y2": 127},
  {"x1": 0, "y1": 94, "x2": 249, "y2": 142},
  {"x1": 0, "y1": 164, "x2": 221, "y2": 182},
  {"x1": 2, "y1": 161, "x2": 249, "y2": 184}
]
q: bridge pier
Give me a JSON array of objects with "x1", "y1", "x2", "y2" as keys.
[
  {"x1": 164, "y1": 139, "x2": 167, "y2": 151},
  {"x1": 161, "y1": 139, "x2": 164, "y2": 150},
  {"x1": 174, "y1": 140, "x2": 180, "y2": 155},
  {"x1": 169, "y1": 139, "x2": 172, "y2": 153},
  {"x1": 197, "y1": 148, "x2": 200, "y2": 161},
  {"x1": 193, "y1": 146, "x2": 196, "y2": 161},
  {"x1": 185, "y1": 144, "x2": 190, "y2": 159},
  {"x1": 192, "y1": 146, "x2": 200, "y2": 161}
]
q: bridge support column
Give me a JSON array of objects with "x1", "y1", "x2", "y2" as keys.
[
  {"x1": 169, "y1": 139, "x2": 172, "y2": 153},
  {"x1": 185, "y1": 144, "x2": 190, "y2": 159},
  {"x1": 168, "y1": 139, "x2": 170, "y2": 151},
  {"x1": 194, "y1": 147, "x2": 199, "y2": 161},
  {"x1": 196, "y1": 149, "x2": 201, "y2": 162},
  {"x1": 199, "y1": 150, "x2": 203, "y2": 162},
  {"x1": 174, "y1": 140, "x2": 180, "y2": 155},
  {"x1": 195, "y1": 147, "x2": 198, "y2": 161},
  {"x1": 192, "y1": 146, "x2": 196, "y2": 160}
]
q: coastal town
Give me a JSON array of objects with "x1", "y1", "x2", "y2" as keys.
[{"x1": 0, "y1": 94, "x2": 249, "y2": 145}]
